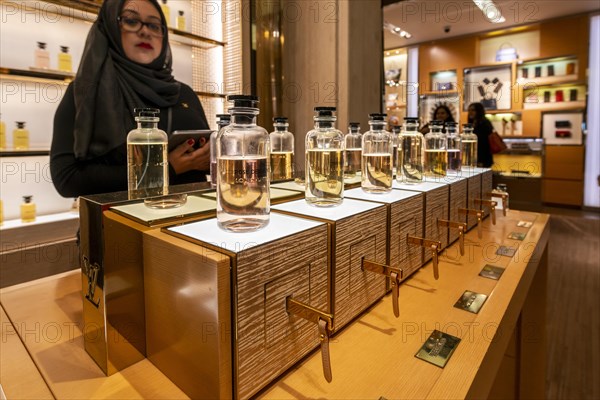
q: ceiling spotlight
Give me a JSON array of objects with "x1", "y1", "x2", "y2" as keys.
[
  {"x1": 474, "y1": 0, "x2": 506, "y2": 24},
  {"x1": 384, "y1": 21, "x2": 412, "y2": 39},
  {"x1": 394, "y1": 27, "x2": 401, "y2": 32}
]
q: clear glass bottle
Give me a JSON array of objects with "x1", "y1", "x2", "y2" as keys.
[
  {"x1": 176, "y1": 10, "x2": 185, "y2": 30},
  {"x1": 270, "y1": 116, "x2": 294, "y2": 182},
  {"x1": 344, "y1": 122, "x2": 362, "y2": 178},
  {"x1": 161, "y1": 0, "x2": 171, "y2": 26},
  {"x1": 460, "y1": 123, "x2": 478, "y2": 169},
  {"x1": 397, "y1": 117, "x2": 424, "y2": 184},
  {"x1": 445, "y1": 122, "x2": 462, "y2": 173},
  {"x1": 58, "y1": 46, "x2": 72, "y2": 72},
  {"x1": 391, "y1": 124, "x2": 401, "y2": 174},
  {"x1": 362, "y1": 114, "x2": 394, "y2": 193},
  {"x1": 13, "y1": 121, "x2": 29, "y2": 150},
  {"x1": 0, "y1": 114, "x2": 6, "y2": 150},
  {"x1": 217, "y1": 95, "x2": 270, "y2": 232},
  {"x1": 210, "y1": 114, "x2": 230, "y2": 188},
  {"x1": 34, "y1": 41, "x2": 50, "y2": 69},
  {"x1": 305, "y1": 107, "x2": 344, "y2": 206},
  {"x1": 424, "y1": 120, "x2": 447, "y2": 176},
  {"x1": 127, "y1": 108, "x2": 182, "y2": 208},
  {"x1": 21, "y1": 195, "x2": 36, "y2": 223}
]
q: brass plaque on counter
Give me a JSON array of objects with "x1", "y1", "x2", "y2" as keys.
[
  {"x1": 479, "y1": 264, "x2": 505, "y2": 280},
  {"x1": 517, "y1": 220, "x2": 533, "y2": 228},
  {"x1": 415, "y1": 330, "x2": 461, "y2": 368},
  {"x1": 508, "y1": 232, "x2": 526, "y2": 241},
  {"x1": 453, "y1": 290, "x2": 488, "y2": 314},
  {"x1": 496, "y1": 245, "x2": 517, "y2": 257}
]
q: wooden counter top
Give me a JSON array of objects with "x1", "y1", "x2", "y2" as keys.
[{"x1": 0, "y1": 210, "x2": 549, "y2": 399}]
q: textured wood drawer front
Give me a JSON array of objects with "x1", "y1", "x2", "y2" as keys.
[
  {"x1": 467, "y1": 175, "x2": 482, "y2": 229},
  {"x1": 449, "y1": 179, "x2": 468, "y2": 244},
  {"x1": 481, "y1": 171, "x2": 493, "y2": 217},
  {"x1": 236, "y1": 224, "x2": 329, "y2": 400},
  {"x1": 334, "y1": 208, "x2": 388, "y2": 330},
  {"x1": 423, "y1": 186, "x2": 450, "y2": 263},
  {"x1": 390, "y1": 195, "x2": 424, "y2": 280}
]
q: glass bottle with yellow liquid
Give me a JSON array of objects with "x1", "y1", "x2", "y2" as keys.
[
  {"x1": 21, "y1": 196, "x2": 36, "y2": 223},
  {"x1": 391, "y1": 124, "x2": 401, "y2": 175},
  {"x1": 210, "y1": 114, "x2": 231, "y2": 188},
  {"x1": 397, "y1": 117, "x2": 424, "y2": 184},
  {"x1": 58, "y1": 46, "x2": 72, "y2": 73},
  {"x1": 361, "y1": 114, "x2": 394, "y2": 193},
  {"x1": 424, "y1": 120, "x2": 447, "y2": 177},
  {"x1": 269, "y1": 117, "x2": 294, "y2": 182},
  {"x1": 217, "y1": 95, "x2": 270, "y2": 232},
  {"x1": 160, "y1": 0, "x2": 171, "y2": 27},
  {"x1": 0, "y1": 114, "x2": 6, "y2": 150},
  {"x1": 13, "y1": 121, "x2": 29, "y2": 150},
  {"x1": 460, "y1": 123, "x2": 478, "y2": 169},
  {"x1": 305, "y1": 107, "x2": 344, "y2": 207},
  {"x1": 344, "y1": 122, "x2": 362, "y2": 178},
  {"x1": 176, "y1": 10, "x2": 186, "y2": 30},
  {"x1": 445, "y1": 122, "x2": 462, "y2": 173}
]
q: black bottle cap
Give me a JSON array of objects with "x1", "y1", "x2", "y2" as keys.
[
  {"x1": 16, "y1": 121, "x2": 26, "y2": 128},
  {"x1": 216, "y1": 114, "x2": 230, "y2": 120},
  {"x1": 60, "y1": 46, "x2": 69, "y2": 53},
  {"x1": 134, "y1": 108, "x2": 160, "y2": 117},
  {"x1": 369, "y1": 113, "x2": 387, "y2": 121},
  {"x1": 349, "y1": 122, "x2": 360, "y2": 128},
  {"x1": 273, "y1": 116, "x2": 288, "y2": 123},
  {"x1": 161, "y1": 0, "x2": 167, "y2": 4},
  {"x1": 228, "y1": 95, "x2": 259, "y2": 108},
  {"x1": 463, "y1": 123, "x2": 473, "y2": 128},
  {"x1": 178, "y1": 10, "x2": 184, "y2": 16},
  {"x1": 445, "y1": 122, "x2": 458, "y2": 127},
  {"x1": 314, "y1": 106, "x2": 336, "y2": 116},
  {"x1": 403, "y1": 117, "x2": 419, "y2": 122},
  {"x1": 23, "y1": 195, "x2": 33, "y2": 203},
  {"x1": 391, "y1": 125, "x2": 401, "y2": 132},
  {"x1": 430, "y1": 120, "x2": 443, "y2": 125},
  {"x1": 37, "y1": 42, "x2": 47, "y2": 49}
]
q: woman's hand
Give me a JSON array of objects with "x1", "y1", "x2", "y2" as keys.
[{"x1": 168, "y1": 139, "x2": 210, "y2": 174}]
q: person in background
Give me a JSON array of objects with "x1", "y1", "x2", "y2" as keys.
[
  {"x1": 467, "y1": 102, "x2": 494, "y2": 168},
  {"x1": 51, "y1": 0, "x2": 210, "y2": 198},
  {"x1": 419, "y1": 104, "x2": 455, "y2": 133}
]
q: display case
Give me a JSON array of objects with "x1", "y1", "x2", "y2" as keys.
[{"x1": 517, "y1": 55, "x2": 579, "y2": 86}]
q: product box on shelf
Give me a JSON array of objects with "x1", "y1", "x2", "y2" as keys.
[
  {"x1": 78, "y1": 185, "x2": 215, "y2": 376},
  {"x1": 158, "y1": 213, "x2": 329, "y2": 400},
  {"x1": 344, "y1": 188, "x2": 424, "y2": 281},
  {"x1": 272, "y1": 198, "x2": 388, "y2": 331},
  {"x1": 425, "y1": 173, "x2": 469, "y2": 247},
  {"x1": 392, "y1": 181, "x2": 450, "y2": 264}
]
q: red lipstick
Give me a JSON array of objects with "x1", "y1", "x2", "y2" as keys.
[{"x1": 136, "y1": 42, "x2": 153, "y2": 50}]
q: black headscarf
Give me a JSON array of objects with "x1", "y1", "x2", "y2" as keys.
[{"x1": 73, "y1": 0, "x2": 180, "y2": 160}]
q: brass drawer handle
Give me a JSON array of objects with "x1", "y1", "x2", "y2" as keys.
[
  {"x1": 474, "y1": 198, "x2": 497, "y2": 225},
  {"x1": 438, "y1": 219, "x2": 467, "y2": 256},
  {"x1": 459, "y1": 208, "x2": 484, "y2": 239},
  {"x1": 407, "y1": 236, "x2": 442, "y2": 280},
  {"x1": 361, "y1": 258, "x2": 403, "y2": 317}
]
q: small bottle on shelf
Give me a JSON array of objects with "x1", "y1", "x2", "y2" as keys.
[
  {"x1": 445, "y1": 122, "x2": 461, "y2": 173},
  {"x1": 58, "y1": 46, "x2": 72, "y2": 72},
  {"x1": 161, "y1": 0, "x2": 171, "y2": 27},
  {"x1": 305, "y1": 107, "x2": 344, "y2": 206},
  {"x1": 21, "y1": 196, "x2": 36, "y2": 223},
  {"x1": 0, "y1": 114, "x2": 6, "y2": 150},
  {"x1": 397, "y1": 117, "x2": 424, "y2": 184},
  {"x1": 210, "y1": 114, "x2": 231, "y2": 188},
  {"x1": 13, "y1": 121, "x2": 29, "y2": 150},
  {"x1": 269, "y1": 117, "x2": 294, "y2": 182},
  {"x1": 176, "y1": 10, "x2": 186, "y2": 31},
  {"x1": 34, "y1": 42, "x2": 50, "y2": 69},
  {"x1": 217, "y1": 95, "x2": 270, "y2": 232},
  {"x1": 460, "y1": 123, "x2": 478, "y2": 169},
  {"x1": 344, "y1": 122, "x2": 362, "y2": 178},
  {"x1": 361, "y1": 114, "x2": 394, "y2": 193}
]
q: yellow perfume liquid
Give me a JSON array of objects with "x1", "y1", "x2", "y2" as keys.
[
  {"x1": 161, "y1": 1, "x2": 171, "y2": 26},
  {"x1": 447, "y1": 149, "x2": 462, "y2": 172},
  {"x1": 461, "y1": 140, "x2": 477, "y2": 169},
  {"x1": 344, "y1": 148, "x2": 361, "y2": 178},
  {"x1": 362, "y1": 153, "x2": 393, "y2": 193},
  {"x1": 425, "y1": 149, "x2": 448, "y2": 176},
  {"x1": 13, "y1": 122, "x2": 29, "y2": 150},
  {"x1": 127, "y1": 143, "x2": 168, "y2": 199},
  {"x1": 58, "y1": 46, "x2": 72, "y2": 72},
  {"x1": 217, "y1": 156, "x2": 269, "y2": 231},
  {"x1": 397, "y1": 135, "x2": 423, "y2": 183},
  {"x1": 270, "y1": 151, "x2": 293, "y2": 181},
  {"x1": 306, "y1": 149, "x2": 344, "y2": 206},
  {"x1": 34, "y1": 42, "x2": 50, "y2": 69},
  {"x1": 21, "y1": 196, "x2": 36, "y2": 223},
  {"x1": 176, "y1": 10, "x2": 185, "y2": 30},
  {"x1": 0, "y1": 118, "x2": 6, "y2": 149}
]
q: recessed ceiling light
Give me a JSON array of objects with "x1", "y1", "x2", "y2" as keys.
[{"x1": 473, "y1": 0, "x2": 506, "y2": 24}]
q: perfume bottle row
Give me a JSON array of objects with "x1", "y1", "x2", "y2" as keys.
[
  {"x1": 34, "y1": 42, "x2": 72, "y2": 72},
  {"x1": 0, "y1": 196, "x2": 36, "y2": 226},
  {"x1": 160, "y1": 0, "x2": 187, "y2": 31},
  {"x1": 0, "y1": 117, "x2": 30, "y2": 150}
]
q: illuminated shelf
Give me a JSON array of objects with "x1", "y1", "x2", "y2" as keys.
[
  {"x1": 0, "y1": 66, "x2": 74, "y2": 83},
  {"x1": 523, "y1": 101, "x2": 586, "y2": 111},
  {"x1": 0, "y1": 150, "x2": 50, "y2": 157}
]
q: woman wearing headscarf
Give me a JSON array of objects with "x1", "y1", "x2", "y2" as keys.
[
  {"x1": 467, "y1": 102, "x2": 494, "y2": 168},
  {"x1": 51, "y1": 0, "x2": 210, "y2": 197},
  {"x1": 419, "y1": 104, "x2": 455, "y2": 134}
]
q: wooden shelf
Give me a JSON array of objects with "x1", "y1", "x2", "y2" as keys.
[
  {"x1": 523, "y1": 101, "x2": 585, "y2": 111},
  {"x1": 0, "y1": 66, "x2": 74, "y2": 83},
  {"x1": 420, "y1": 90, "x2": 460, "y2": 96},
  {"x1": 517, "y1": 74, "x2": 579, "y2": 86},
  {"x1": 195, "y1": 91, "x2": 227, "y2": 99},
  {"x1": 0, "y1": 150, "x2": 50, "y2": 157}
]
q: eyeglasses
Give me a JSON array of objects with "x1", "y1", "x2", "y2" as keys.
[{"x1": 118, "y1": 15, "x2": 166, "y2": 38}]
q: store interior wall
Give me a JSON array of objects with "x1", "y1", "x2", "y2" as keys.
[{"x1": 584, "y1": 14, "x2": 600, "y2": 208}]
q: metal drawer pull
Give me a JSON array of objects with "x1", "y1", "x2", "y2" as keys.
[
  {"x1": 459, "y1": 208, "x2": 484, "y2": 239},
  {"x1": 474, "y1": 198, "x2": 498, "y2": 225},
  {"x1": 362, "y1": 258, "x2": 403, "y2": 317},
  {"x1": 407, "y1": 236, "x2": 442, "y2": 280},
  {"x1": 437, "y1": 219, "x2": 467, "y2": 256}
]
